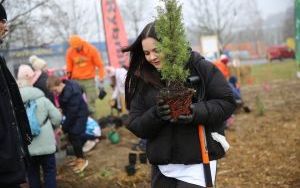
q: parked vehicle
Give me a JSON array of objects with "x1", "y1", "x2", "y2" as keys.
[
  {"x1": 47, "y1": 67, "x2": 68, "y2": 80},
  {"x1": 267, "y1": 45, "x2": 295, "y2": 61}
]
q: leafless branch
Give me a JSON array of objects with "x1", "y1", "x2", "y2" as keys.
[
  {"x1": 187, "y1": 0, "x2": 245, "y2": 49},
  {"x1": 9, "y1": 1, "x2": 48, "y2": 24},
  {"x1": 120, "y1": 0, "x2": 151, "y2": 38}
]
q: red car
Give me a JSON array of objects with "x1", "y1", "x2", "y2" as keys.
[
  {"x1": 267, "y1": 45, "x2": 295, "y2": 61},
  {"x1": 47, "y1": 67, "x2": 68, "y2": 80}
]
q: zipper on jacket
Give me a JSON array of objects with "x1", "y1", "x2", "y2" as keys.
[
  {"x1": 8, "y1": 90, "x2": 26, "y2": 159},
  {"x1": 170, "y1": 124, "x2": 176, "y2": 162}
]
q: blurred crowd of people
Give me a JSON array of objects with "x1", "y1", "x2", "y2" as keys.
[
  {"x1": 213, "y1": 54, "x2": 251, "y2": 129},
  {"x1": 0, "y1": 3, "x2": 129, "y2": 187},
  {"x1": 0, "y1": 1, "x2": 239, "y2": 187},
  {"x1": 11, "y1": 37, "x2": 110, "y2": 187}
]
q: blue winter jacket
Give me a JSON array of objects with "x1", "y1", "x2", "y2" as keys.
[{"x1": 59, "y1": 80, "x2": 89, "y2": 135}]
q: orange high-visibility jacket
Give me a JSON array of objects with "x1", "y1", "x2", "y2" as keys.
[
  {"x1": 66, "y1": 40, "x2": 105, "y2": 80},
  {"x1": 213, "y1": 60, "x2": 230, "y2": 80}
]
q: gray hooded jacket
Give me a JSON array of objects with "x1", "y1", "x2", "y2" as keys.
[{"x1": 20, "y1": 87, "x2": 62, "y2": 156}]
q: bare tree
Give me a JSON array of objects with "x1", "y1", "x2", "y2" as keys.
[
  {"x1": 3, "y1": 0, "x2": 48, "y2": 48},
  {"x1": 2, "y1": 0, "x2": 97, "y2": 49},
  {"x1": 235, "y1": 0, "x2": 264, "y2": 56},
  {"x1": 119, "y1": 0, "x2": 151, "y2": 38},
  {"x1": 37, "y1": 0, "x2": 96, "y2": 44},
  {"x1": 187, "y1": 0, "x2": 242, "y2": 50},
  {"x1": 282, "y1": 6, "x2": 295, "y2": 39}
]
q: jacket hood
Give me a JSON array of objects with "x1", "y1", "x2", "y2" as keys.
[
  {"x1": 69, "y1": 35, "x2": 85, "y2": 49},
  {"x1": 20, "y1": 86, "x2": 45, "y2": 102}
]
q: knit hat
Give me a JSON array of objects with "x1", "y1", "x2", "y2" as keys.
[
  {"x1": 29, "y1": 55, "x2": 47, "y2": 71},
  {"x1": 0, "y1": 4, "x2": 7, "y2": 20},
  {"x1": 69, "y1": 35, "x2": 84, "y2": 49},
  {"x1": 17, "y1": 64, "x2": 41, "y2": 87},
  {"x1": 220, "y1": 54, "x2": 229, "y2": 64},
  {"x1": 105, "y1": 66, "x2": 116, "y2": 77}
]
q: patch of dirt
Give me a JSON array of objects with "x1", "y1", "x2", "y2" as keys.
[{"x1": 57, "y1": 79, "x2": 300, "y2": 188}]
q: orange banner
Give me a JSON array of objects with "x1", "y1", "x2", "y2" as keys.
[{"x1": 101, "y1": 0, "x2": 129, "y2": 68}]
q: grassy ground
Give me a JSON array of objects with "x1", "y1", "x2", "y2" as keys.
[
  {"x1": 250, "y1": 59, "x2": 297, "y2": 84},
  {"x1": 95, "y1": 59, "x2": 298, "y2": 119},
  {"x1": 55, "y1": 59, "x2": 300, "y2": 188},
  {"x1": 95, "y1": 87, "x2": 114, "y2": 119}
]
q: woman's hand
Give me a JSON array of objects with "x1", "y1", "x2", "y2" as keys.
[
  {"x1": 109, "y1": 99, "x2": 116, "y2": 107},
  {"x1": 172, "y1": 105, "x2": 195, "y2": 125},
  {"x1": 156, "y1": 99, "x2": 172, "y2": 121},
  {"x1": 55, "y1": 127, "x2": 63, "y2": 136}
]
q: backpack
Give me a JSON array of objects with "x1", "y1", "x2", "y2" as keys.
[
  {"x1": 85, "y1": 117, "x2": 101, "y2": 137},
  {"x1": 25, "y1": 100, "x2": 41, "y2": 136}
]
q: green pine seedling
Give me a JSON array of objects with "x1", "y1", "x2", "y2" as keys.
[{"x1": 156, "y1": 0, "x2": 190, "y2": 88}]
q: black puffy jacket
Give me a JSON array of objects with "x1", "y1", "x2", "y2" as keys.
[
  {"x1": 59, "y1": 80, "x2": 89, "y2": 135},
  {"x1": 127, "y1": 51, "x2": 236, "y2": 165},
  {"x1": 0, "y1": 56, "x2": 32, "y2": 185}
]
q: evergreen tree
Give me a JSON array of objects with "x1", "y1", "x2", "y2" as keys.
[{"x1": 156, "y1": 0, "x2": 190, "y2": 87}]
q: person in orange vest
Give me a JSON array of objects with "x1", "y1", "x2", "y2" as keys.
[
  {"x1": 214, "y1": 54, "x2": 230, "y2": 80},
  {"x1": 66, "y1": 35, "x2": 105, "y2": 118}
]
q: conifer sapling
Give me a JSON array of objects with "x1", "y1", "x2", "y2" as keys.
[{"x1": 155, "y1": 0, "x2": 195, "y2": 119}]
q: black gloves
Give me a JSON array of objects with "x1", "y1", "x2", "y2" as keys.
[
  {"x1": 173, "y1": 104, "x2": 195, "y2": 125},
  {"x1": 176, "y1": 114, "x2": 193, "y2": 124},
  {"x1": 156, "y1": 101, "x2": 200, "y2": 125},
  {"x1": 156, "y1": 99, "x2": 172, "y2": 121}
]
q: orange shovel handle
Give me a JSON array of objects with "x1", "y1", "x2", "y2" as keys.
[{"x1": 198, "y1": 125, "x2": 213, "y2": 188}]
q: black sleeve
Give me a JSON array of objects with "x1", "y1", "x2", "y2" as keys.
[
  {"x1": 192, "y1": 58, "x2": 236, "y2": 127},
  {"x1": 61, "y1": 92, "x2": 81, "y2": 131},
  {"x1": 0, "y1": 57, "x2": 32, "y2": 144},
  {"x1": 127, "y1": 90, "x2": 166, "y2": 139}
]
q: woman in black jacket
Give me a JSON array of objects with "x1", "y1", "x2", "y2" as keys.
[{"x1": 122, "y1": 22, "x2": 236, "y2": 188}]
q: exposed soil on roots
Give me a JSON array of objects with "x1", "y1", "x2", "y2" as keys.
[{"x1": 159, "y1": 86, "x2": 195, "y2": 119}]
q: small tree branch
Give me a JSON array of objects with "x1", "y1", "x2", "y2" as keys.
[{"x1": 9, "y1": 1, "x2": 48, "y2": 23}]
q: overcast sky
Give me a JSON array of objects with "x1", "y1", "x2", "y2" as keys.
[
  {"x1": 174, "y1": 0, "x2": 292, "y2": 19},
  {"x1": 41, "y1": 0, "x2": 294, "y2": 42},
  {"x1": 147, "y1": 0, "x2": 293, "y2": 16},
  {"x1": 255, "y1": 0, "x2": 293, "y2": 19},
  {"x1": 116, "y1": 0, "x2": 294, "y2": 39}
]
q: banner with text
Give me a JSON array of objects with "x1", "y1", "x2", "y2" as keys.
[{"x1": 101, "y1": 0, "x2": 129, "y2": 68}]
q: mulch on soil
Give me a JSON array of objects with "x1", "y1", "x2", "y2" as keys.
[{"x1": 57, "y1": 79, "x2": 300, "y2": 188}]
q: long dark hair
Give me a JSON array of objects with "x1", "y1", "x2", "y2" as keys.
[{"x1": 122, "y1": 22, "x2": 163, "y2": 110}]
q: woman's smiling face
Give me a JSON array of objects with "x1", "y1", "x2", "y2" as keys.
[{"x1": 142, "y1": 37, "x2": 162, "y2": 70}]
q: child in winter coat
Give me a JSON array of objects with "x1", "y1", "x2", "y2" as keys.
[
  {"x1": 105, "y1": 66, "x2": 128, "y2": 114},
  {"x1": 17, "y1": 66, "x2": 62, "y2": 188},
  {"x1": 46, "y1": 75, "x2": 89, "y2": 173}
]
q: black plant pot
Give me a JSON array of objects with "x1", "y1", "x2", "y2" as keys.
[
  {"x1": 128, "y1": 153, "x2": 137, "y2": 165},
  {"x1": 98, "y1": 87, "x2": 107, "y2": 100},
  {"x1": 125, "y1": 164, "x2": 136, "y2": 176},
  {"x1": 139, "y1": 153, "x2": 147, "y2": 164}
]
